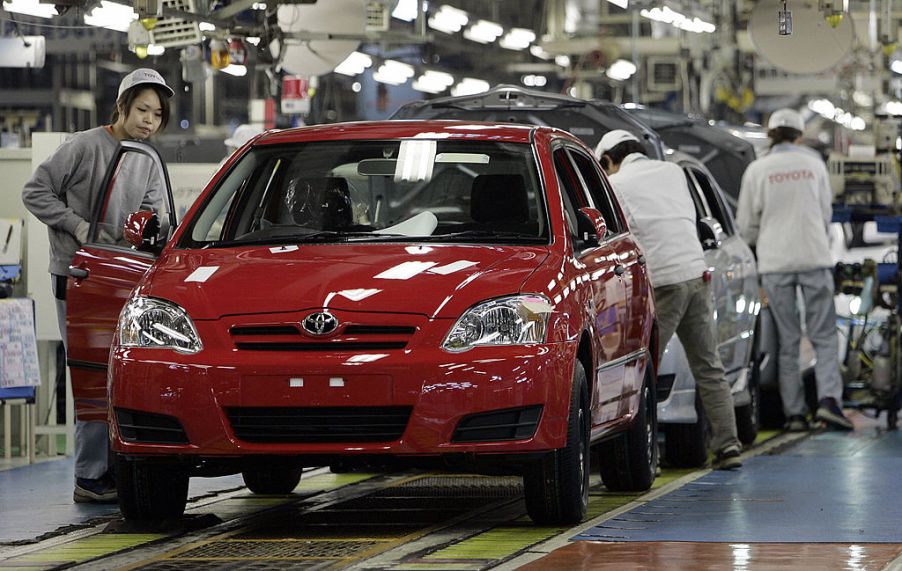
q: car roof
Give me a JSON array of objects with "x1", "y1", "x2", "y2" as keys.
[
  {"x1": 623, "y1": 105, "x2": 755, "y2": 204},
  {"x1": 254, "y1": 120, "x2": 546, "y2": 145},
  {"x1": 391, "y1": 84, "x2": 664, "y2": 159}
]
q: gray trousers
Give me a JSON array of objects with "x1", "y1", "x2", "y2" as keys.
[
  {"x1": 655, "y1": 277, "x2": 740, "y2": 454},
  {"x1": 52, "y1": 274, "x2": 110, "y2": 481},
  {"x1": 761, "y1": 268, "x2": 843, "y2": 417}
]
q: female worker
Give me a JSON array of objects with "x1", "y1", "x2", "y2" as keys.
[{"x1": 21, "y1": 68, "x2": 173, "y2": 503}]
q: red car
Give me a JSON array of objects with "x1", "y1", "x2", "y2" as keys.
[{"x1": 66, "y1": 121, "x2": 658, "y2": 525}]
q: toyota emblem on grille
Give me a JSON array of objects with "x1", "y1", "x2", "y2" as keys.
[{"x1": 302, "y1": 311, "x2": 339, "y2": 336}]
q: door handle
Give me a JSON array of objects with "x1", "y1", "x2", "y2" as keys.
[
  {"x1": 68, "y1": 265, "x2": 89, "y2": 279},
  {"x1": 614, "y1": 264, "x2": 625, "y2": 276}
]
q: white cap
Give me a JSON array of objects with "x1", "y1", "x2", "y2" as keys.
[
  {"x1": 225, "y1": 124, "x2": 264, "y2": 149},
  {"x1": 118, "y1": 68, "x2": 174, "y2": 99},
  {"x1": 767, "y1": 108, "x2": 804, "y2": 131},
  {"x1": 594, "y1": 129, "x2": 641, "y2": 159}
]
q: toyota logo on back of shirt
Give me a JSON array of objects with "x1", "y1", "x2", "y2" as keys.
[{"x1": 302, "y1": 312, "x2": 339, "y2": 336}]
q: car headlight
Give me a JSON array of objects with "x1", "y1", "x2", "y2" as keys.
[
  {"x1": 442, "y1": 294, "x2": 552, "y2": 352},
  {"x1": 118, "y1": 297, "x2": 203, "y2": 354}
]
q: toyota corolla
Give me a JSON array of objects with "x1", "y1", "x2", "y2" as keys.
[{"x1": 66, "y1": 120, "x2": 658, "y2": 525}]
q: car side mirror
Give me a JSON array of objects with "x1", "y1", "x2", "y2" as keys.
[
  {"x1": 577, "y1": 207, "x2": 607, "y2": 246},
  {"x1": 698, "y1": 217, "x2": 724, "y2": 250},
  {"x1": 123, "y1": 210, "x2": 161, "y2": 251}
]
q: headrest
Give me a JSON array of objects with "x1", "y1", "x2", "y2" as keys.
[{"x1": 471, "y1": 174, "x2": 529, "y2": 224}]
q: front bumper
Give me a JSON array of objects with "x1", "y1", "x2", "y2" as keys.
[{"x1": 108, "y1": 339, "x2": 576, "y2": 460}]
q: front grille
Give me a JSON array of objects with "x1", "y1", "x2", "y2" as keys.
[
  {"x1": 451, "y1": 405, "x2": 543, "y2": 443},
  {"x1": 230, "y1": 325, "x2": 299, "y2": 336},
  {"x1": 656, "y1": 373, "x2": 676, "y2": 402},
  {"x1": 228, "y1": 319, "x2": 415, "y2": 351},
  {"x1": 116, "y1": 408, "x2": 189, "y2": 444},
  {"x1": 234, "y1": 341, "x2": 407, "y2": 351},
  {"x1": 227, "y1": 406, "x2": 412, "y2": 443},
  {"x1": 344, "y1": 325, "x2": 417, "y2": 335}
]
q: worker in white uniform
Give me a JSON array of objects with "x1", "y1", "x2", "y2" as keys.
[
  {"x1": 736, "y1": 108, "x2": 853, "y2": 432},
  {"x1": 595, "y1": 129, "x2": 742, "y2": 470}
]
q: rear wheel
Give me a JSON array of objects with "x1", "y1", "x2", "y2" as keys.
[
  {"x1": 116, "y1": 455, "x2": 189, "y2": 522},
  {"x1": 663, "y1": 393, "x2": 709, "y2": 468},
  {"x1": 242, "y1": 468, "x2": 303, "y2": 494},
  {"x1": 523, "y1": 360, "x2": 590, "y2": 525},
  {"x1": 598, "y1": 362, "x2": 658, "y2": 491}
]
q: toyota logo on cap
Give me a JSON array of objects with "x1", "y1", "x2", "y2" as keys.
[{"x1": 302, "y1": 311, "x2": 339, "y2": 336}]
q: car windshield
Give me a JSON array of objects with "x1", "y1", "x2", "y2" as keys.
[{"x1": 181, "y1": 139, "x2": 549, "y2": 248}]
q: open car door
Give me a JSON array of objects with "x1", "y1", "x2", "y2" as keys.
[{"x1": 66, "y1": 140, "x2": 176, "y2": 421}]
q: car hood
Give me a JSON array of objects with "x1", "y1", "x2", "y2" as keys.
[{"x1": 141, "y1": 243, "x2": 549, "y2": 320}]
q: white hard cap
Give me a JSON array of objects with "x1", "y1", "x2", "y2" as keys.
[
  {"x1": 225, "y1": 124, "x2": 264, "y2": 149},
  {"x1": 118, "y1": 68, "x2": 174, "y2": 99},
  {"x1": 594, "y1": 129, "x2": 641, "y2": 159},
  {"x1": 767, "y1": 108, "x2": 804, "y2": 131}
]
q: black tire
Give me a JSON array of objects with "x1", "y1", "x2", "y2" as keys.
[
  {"x1": 116, "y1": 455, "x2": 189, "y2": 522},
  {"x1": 523, "y1": 360, "x2": 590, "y2": 525},
  {"x1": 598, "y1": 362, "x2": 658, "y2": 491},
  {"x1": 736, "y1": 333, "x2": 761, "y2": 445},
  {"x1": 242, "y1": 468, "x2": 303, "y2": 494},
  {"x1": 663, "y1": 393, "x2": 709, "y2": 468}
]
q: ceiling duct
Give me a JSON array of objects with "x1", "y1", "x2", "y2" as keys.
[{"x1": 148, "y1": 0, "x2": 202, "y2": 48}]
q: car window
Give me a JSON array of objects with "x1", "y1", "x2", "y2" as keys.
[
  {"x1": 566, "y1": 147, "x2": 623, "y2": 235},
  {"x1": 552, "y1": 147, "x2": 589, "y2": 245},
  {"x1": 688, "y1": 167, "x2": 735, "y2": 236},
  {"x1": 181, "y1": 140, "x2": 549, "y2": 248},
  {"x1": 683, "y1": 169, "x2": 711, "y2": 221}
]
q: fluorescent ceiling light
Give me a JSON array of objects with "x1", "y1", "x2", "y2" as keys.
[
  {"x1": 429, "y1": 5, "x2": 468, "y2": 34},
  {"x1": 2, "y1": 0, "x2": 55, "y2": 18},
  {"x1": 605, "y1": 0, "x2": 628, "y2": 7},
  {"x1": 450, "y1": 77, "x2": 489, "y2": 96},
  {"x1": 463, "y1": 19, "x2": 503, "y2": 43},
  {"x1": 245, "y1": 36, "x2": 261, "y2": 45},
  {"x1": 499, "y1": 27, "x2": 535, "y2": 50},
  {"x1": 606, "y1": 59, "x2": 637, "y2": 80},
  {"x1": 392, "y1": 0, "x2": 422, "y2": 22},
  {"x1": 147, "y1": 43, "x2": 165, "y2": 56},
  {"x1": 84, "y1": 0, "x2": 137, "y2": 32},
  {"x1": 522, "y1": 74, "x2": 547, "y2": 87},
  {"x1": 640, "y1": 6, "x2": 715, "y2": 33},
  {"x1": 808, "y1": 98, "x2": 866, "y2": 130},
  {"x1": 373, "y1": 59, "x2": 415, "y2": 85},
  {"x1": 221, "y1": 64, "x2": 247, "y2": 76},
  {"x1": 529, "y1": 44, "x2": 552, "y2": 60},
  {"x1": 891, "y1": 59, "x2": 902, "y2": 74},
  {"x1": 334, "y1": 51, "x2": 373, "y2": 76},
  {"x1": 413, "y1": 70, "x2": 454, "y2": 94},
  {"x1": 555, "y1": 54, "x2": 571, "y2": 67},
  {"x1": 198, "y1": 21, "x2": 216, "y2": 32}
]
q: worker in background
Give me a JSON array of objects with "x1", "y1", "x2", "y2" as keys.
[
  {"x1": 21, "y1": 68, "x2": 173, "y2": 503},
  {"x1": 596, "y1": 130, "x2": 743, "y2": 470},
  {"x1": 736, "y1": 108, "x2": 853, "y2": 432},
  {"x1": 222, "y1": 123, "x2": 263, "y2": 164}
]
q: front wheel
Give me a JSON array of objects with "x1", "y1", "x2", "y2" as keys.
[
  {"x1": 116, "y1": 455, "x2": 189, "y2": 522},
  {"x1": 523, "y1": 360, "x2": 590, "y2": 525},
  {"x1": 598, "y1": 361, "x2": 658, "y2": 491}
]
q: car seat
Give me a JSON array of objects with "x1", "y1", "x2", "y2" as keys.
[{"x1": 470, "y1": 174, "x2": 531, "y2": 232}]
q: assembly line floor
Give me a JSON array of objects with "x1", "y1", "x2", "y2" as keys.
[{"x1": 1, "y1": 411, "x2": 901, "y2": 571}]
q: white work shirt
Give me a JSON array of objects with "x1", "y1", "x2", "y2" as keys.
[
  {"x1": 609, "y1": 153, "x2": 707, "y2": 287},
  {"x1": 736, "y1": 144, "x2": 832, "y2": 274}
]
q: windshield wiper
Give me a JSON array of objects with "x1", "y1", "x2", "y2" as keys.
[
  {"x1": 417, "y1": 230, "x2": 546, "y2": 242},
  {"x1": 203, "y1": 230, "x2": 410, "y2": 248}
]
